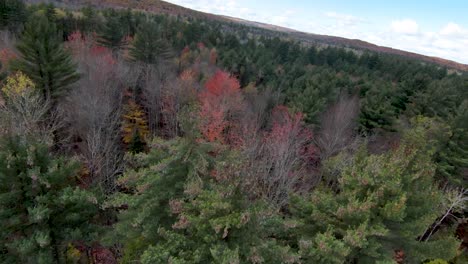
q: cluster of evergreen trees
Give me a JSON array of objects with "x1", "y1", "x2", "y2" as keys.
[{"x1": 0, "y1": 1, "x2": 466, "y2": 263}]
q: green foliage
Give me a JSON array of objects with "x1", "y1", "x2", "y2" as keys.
[
  {"x1": 141, "y1": 183, "x2": 295, "y2": 264},
  {"x1": 290, "y1": 128, "x2": 460, "y2": 263},
  {"x1": 98, "y1": 9, "x2": 129, "y2": 51},
  {"x1": 11, "y1": 13, "x2": 79, "y2": 101},
  {"x1": 0, "y1": 0, "x2": 26, "y2": 33},
  {"x1": 359, "y1": 84, "x2": 398, "y2": 131},
  {"x1": 0, "y1": 137, "x2": 99, "y2": 263},
  {"x1": 108, "y1": 136, "x2": 296, "y2": 263},
  {"x1": 130, "y1": 18, "x2": 173, "y2": 64},
  {"x1": 286, "y1": 67, "x2": 352, "y2": 123},
  {"x1": 106, "y1": 137, "x2": 216, "y2": 262},
  {"x1": 5, "y1": 4, "x2": 466, "y2": 263},
  {"x1": 127, "y1": 129, "x2": 146, "y2": 154}
]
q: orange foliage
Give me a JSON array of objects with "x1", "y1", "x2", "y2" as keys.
[
  {"x1": 122, "y1": 100, "x2": 149, "y2": 144},
  {"x1": 198, "y1": 70, "x2": 244, "y2": 145}
]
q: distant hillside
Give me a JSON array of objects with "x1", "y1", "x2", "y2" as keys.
[{"x1": 27, "y1": 0, "x2": 468, "y2": 71}]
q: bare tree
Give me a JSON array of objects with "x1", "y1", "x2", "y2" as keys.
[
  {"x1": 0, "y1": 72, "x2": 65, "y2": 145},
  {"x1": 419, "y1": 188, "x2": 468, "y2": 242},
  {"x1": 242, "y1": 105, "x2": 316, "y2": 208},
  {"x1": 63, "y1": 33, "x2": 138, "y2": 192},
  {"x1": 315, "y1": 94, "x2": 360, "y2": 161}
]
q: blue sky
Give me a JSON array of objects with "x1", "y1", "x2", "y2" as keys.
[{"x1": 165, "y1": 0, "x2": 468, "y2": 64}]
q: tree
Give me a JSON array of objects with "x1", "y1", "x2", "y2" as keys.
[
  {"x1": 107, "y1": 135, "x2": 297, "y2": 263},
  {"x1": 198, "y1": 70, "x2": 245, "y2": 145},
  {"x1": 0, "y1": 71, "x2": 53, "y2": 142},
  {"x1": 359, "y1": 84, "x2": 397, "y2": 131},
  {"x1": 98, "y1": 10, "x2": 128, "y2": 51},
  {"x1": 105, "y1": 137, "x2": 217, "y2": 263},
  {"x1": 130, "y1": 19, "x2": 172, "y2": 64},
  {"x1": 243, "y1": 105, "x2": 316, "y2": 208},
  {"x1": 0, "y1": 0, "x2": 26, "y2": 33},
  {"x1": 315, "y1": 94, "x2": 359, "y2": 162},
  {"x1": 0, "y1": 137, "x2": 99, "y2": 263},
  {"x1": 141, "y1": 181, "x2": 297, "y2": 264},
  {"x1": 11, "y1": 13, "x2": 79, "y2": 102},
  {"x1": 122, "y1": 100, "x2": 149, "y2": 153},
  {"x1": 64, "y1": 32, "x2": 130, "y2": 191},
  {"x1": 290, "y1": 127, "x2": 460, "y2": 263},
  {"x1": 434, "y1": 102, "x2": 468, "y2": 187}
]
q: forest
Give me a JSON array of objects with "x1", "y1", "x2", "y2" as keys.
[{"x1": 0, "y1": 0, "x2": 467, "y2": 263}]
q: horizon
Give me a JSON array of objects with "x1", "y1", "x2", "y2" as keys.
[{"x1": 165, "y1": 0, "x2": 468, "y2": 65}]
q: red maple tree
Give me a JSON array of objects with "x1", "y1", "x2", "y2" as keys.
[{"x1": 198, "y1": 70, "x2": 244, "y2": 145}]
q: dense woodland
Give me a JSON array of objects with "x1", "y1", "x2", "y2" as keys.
[{"x1": 0, "y1": 1, "x2": 467, "y2": 263}]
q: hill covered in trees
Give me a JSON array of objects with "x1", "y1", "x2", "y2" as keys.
[
  {"x1": 24, "y1": 0, "x2": 468, "y2": 72},
  {"x1": 0, "y1": 1, "x2": 467, "y2": 263}
]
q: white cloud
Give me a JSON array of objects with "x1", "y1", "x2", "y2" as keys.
[
  {"x1": 371, "y1": 21, "x2": 468, "y2": 63},
  {"x1": 165, "y1": 1, "x2": 468, "y2": 64},
  {"x1": 390, "y1": 19, "x2": 419, "y2": 35},
  {"x1": 325, "y1": 11, "x2": 365, "y2": 26},
  {"x1": 440, "y1": 22, "x2": 468, "y2": 37}
]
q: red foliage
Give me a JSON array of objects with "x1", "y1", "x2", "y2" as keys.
[
  {"x1": 72, "y1": 242, "x2": 117, "y2": 264},
  {"x1": 67, "y1": 31, "x2": 116, "y2": 65},
  {"x1": 198, "y1": 70, "x2": 244, "y2": 145},
  {"x1": 91, "y1": 245, "x2": 118, "y2": 264},
  {"x1": 197, "y1": 42, "x2": 206, "y2": 50},
  {"x1": 267, "y1": 105, "x2": 317, "y2": 164},
  {"x1": 204, "y1": 70, "x2": 240, "y2": 97},
  {"x1": 0, "y1": 48, "x2": 17, "y2": 67},
  {"x1": 67, "y1": 31, "x2": 84, "y2": 42}
]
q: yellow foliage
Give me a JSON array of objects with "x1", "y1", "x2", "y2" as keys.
[
  {"x1": 122, "y1": 101, "x2": 149, "y2": 144},
  {"x1": 54, "y1": 8, "x2": 67, "y2": 18},
  {"x1": 65, "y1": 243, "x2": 82, "y2": 263},
  {"x1": 1, "y1": 71, "x2": 35, "y2": 98}
]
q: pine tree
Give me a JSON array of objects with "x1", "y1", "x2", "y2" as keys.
[
  {"x1": 0, "y1": 136, "x2": 99, "y2": 263},
  {"x1": 11, "y1": 13, "x2": 79, "y2": 102},
  {"x1": 107, "y1": 136, "x2": 296, "y2": 263},
  {"x1": 290, "y1": 126, "x2": 460, "y2": 263},
  {"x1": 433, "y1": 103, "x2": 468, "y2": 187},
  {"x1": 105, "y1": 137, "x2": 216, "y2": 262},
  {"x1": 98, "y1": 10, "x2": 128, "y2": 51},
  {"x1": 141, "y1": 181, "x2": 296, "y2": 263},
  {"x1": 128, "y1": 129, "x2": 146, "y2": 154},
  {"x1": 0, "y1": 0, "x2": 27, "y2": 33},
  {"x1": 130, "y1": 18, "x2": 173, "y2": 64},
  {"x1": 359, "y1": 84, "x2": 397, "y2": 131}
]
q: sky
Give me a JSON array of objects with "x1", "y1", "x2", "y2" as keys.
[{"x1": 165, "y1": 0, "x2": 468, "y2": 64}]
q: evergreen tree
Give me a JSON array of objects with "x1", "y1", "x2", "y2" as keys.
[
  {"x1": 130, "y1": 19, "x2": 172, "y2": 64},
  {"x1": 106, "y1": 137, "x2": 216, "y2": 262},
  {"x1": 128, "y1": 130, "x2": 146, "y2": 154},
  {"x1": 98, "y1": 10, "x2": 128, "y2": 51},
  {"x1": 11, "y1": 13, "x2": 79, "y2": 102},
  {"x1": 359, "y1": 84, "x2": 397, "y2": 131},
  {"x1": 0, "y1": 137, "x2": 99, "y2": 263},
  {"x1": 0, "y1": 0, "x2": 27, "y2": 33},
  {"x1": 433, "y1": 103, "x2": 468, "y2": 187},
  {"x1": 141, "y1": 181, "x2": 296, "y2": 263},
  {"x1": 108, "y1": 136, "x2": 296, "y2": 263},
  {"x1": 290, "y1": 126, "x2": 460, "y2": 263}
]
